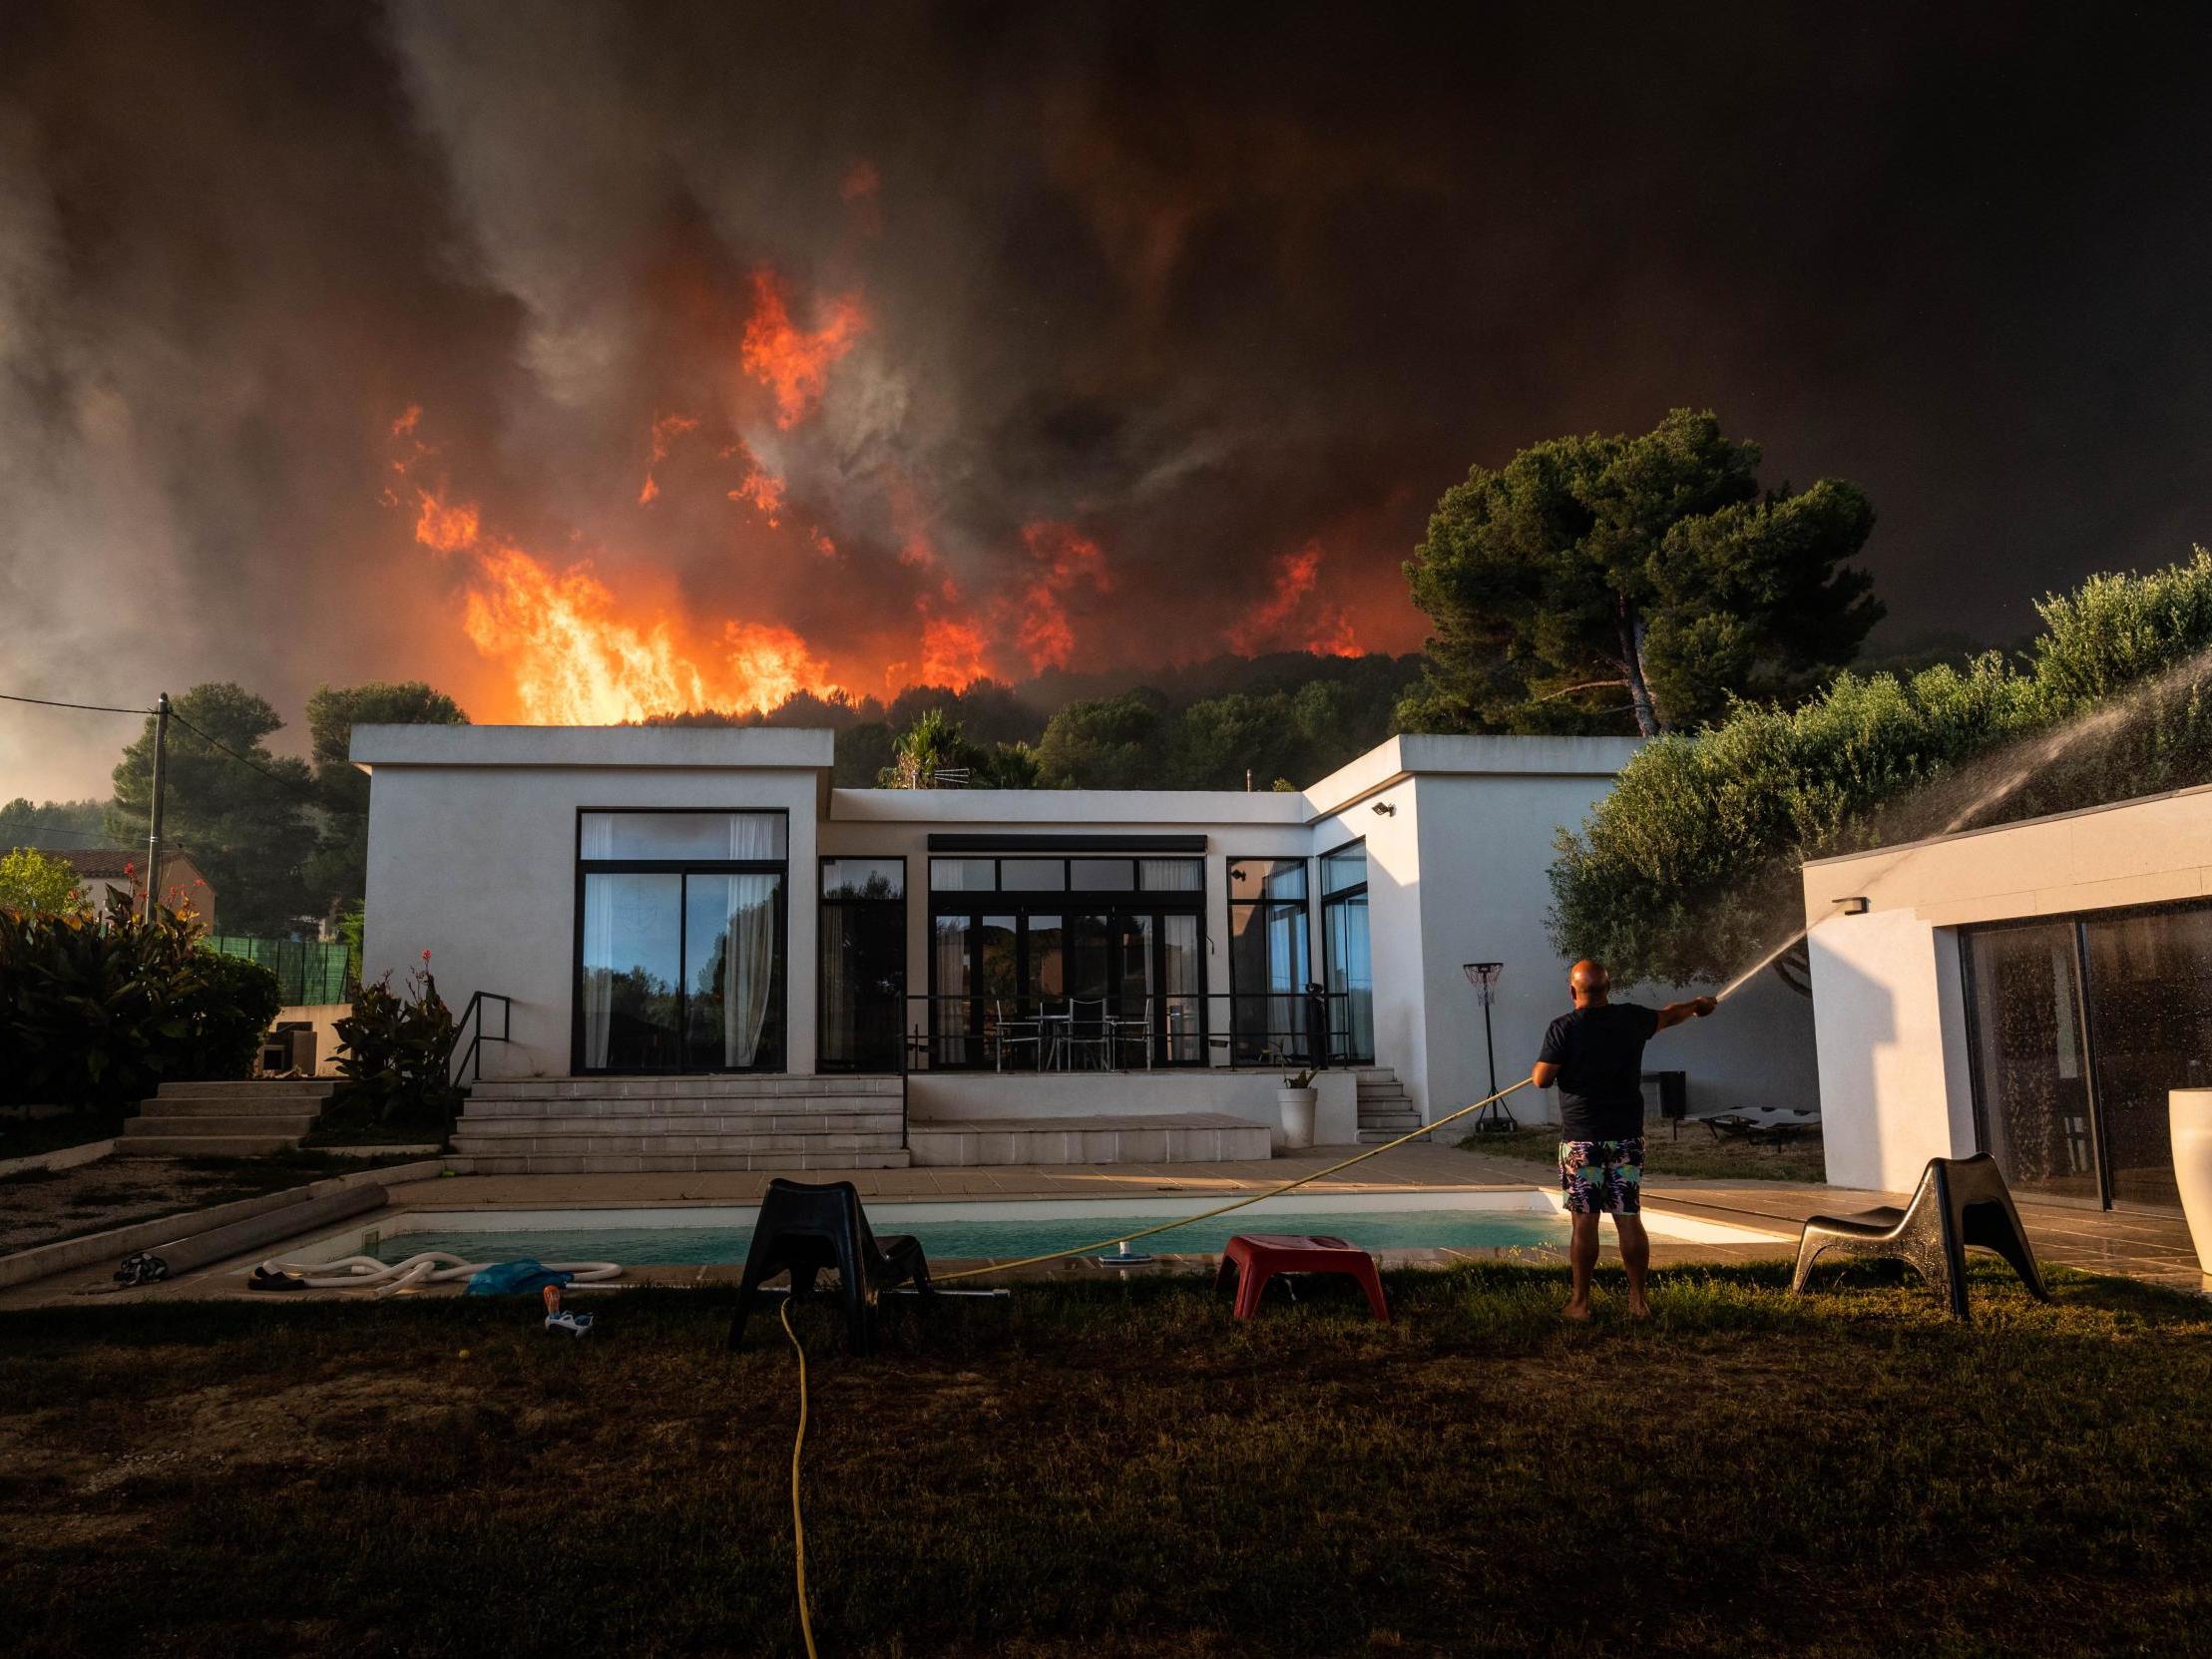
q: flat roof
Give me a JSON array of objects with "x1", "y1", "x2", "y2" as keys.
[
  {"x1": 1803, "y1": 777, "x2": 2212, "y2": 869},
  {"x1": 350, "y1": 724, "x2": 836, "y2": 770}
]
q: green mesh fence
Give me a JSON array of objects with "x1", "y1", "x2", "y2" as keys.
[{"x1": 204, "y1": 935, "x2": 352, "y2": 1006}]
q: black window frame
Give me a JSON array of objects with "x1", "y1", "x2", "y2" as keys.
[
  {"x1": 1317, "y1": 836, "x2": 1375, "y2": 1065},
  {"x1": 570, "y1": 806, "x2": 792, "y2": 1075},
  {"x1": 1961, "y1": 894, "x2": 2212, "y2": 1212},
  {"x1": 816, "y1": 854, "x2": 907, "y2": 1075},
  {"x1": 1226, "y1": 855, "x2": 1313, "y2": 1063},
  {"x1": 925, "y1": 856, "x2": 1208, "y2": 1068}
]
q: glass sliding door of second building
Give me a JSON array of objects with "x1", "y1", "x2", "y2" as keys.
[
  {"x1": 575, "y1": 810, "x2": 787, "y2": 1073},
  {"x1": 1964, "y1": 899, "x2": 2212, "y2": 1210}
]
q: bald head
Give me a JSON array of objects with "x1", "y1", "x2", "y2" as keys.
[{"x1": 1568, "y1": 960, "x2": 1611, "y2": 1007}]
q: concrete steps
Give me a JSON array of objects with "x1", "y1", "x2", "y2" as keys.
[
  {"x1": 121, "y1": 1080, "x2": 335, "y2": 1155},
  {"x1": 908, "y1": 1113, "x2": 1272, "y2": 1168},
  {"x1": 451, "y1": 1075, "x2": 911, "y2": 1174},
  {"x1": 1354, "y1": 1066, "x2": 1428, "y2": 1145}
]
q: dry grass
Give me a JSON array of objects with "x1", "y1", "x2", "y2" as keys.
[{"x1": 3, "y1": 1263, "x2": 2209, "y2": 1657}]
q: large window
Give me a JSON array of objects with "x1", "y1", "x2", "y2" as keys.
[
  {"x1": 819, "y1": 858, "x2": 905, "y2": 1073},
  {"x1": 1227, "y1": 857, "x2": 1311, "y2": 1062},
  {"x1": 1319, "y1": 841, "x2": 1375, "y2": 1064},
  {"x1": 927, "y1": 855, "x2": 1204, "y2": 1066},
  {"x1": 576, "y1": 811, "x2": 786, "y2": 1073},
  {"x1": 1964, "y1": 899, "x2": 2212, "y2": 1210}
]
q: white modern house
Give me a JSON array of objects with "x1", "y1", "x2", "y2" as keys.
[
  {"x1": 354, "y1": 723, "x2": 1810, "y2": 1172},
  {"x1": 1802, "y1": 783, "x2": 2212, "y2": 1210}
]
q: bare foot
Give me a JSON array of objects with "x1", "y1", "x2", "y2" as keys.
[
  {"x1": 1626, "y1": 1298, "x2": 1653, "y2": 1319},
  {"x1": 1562, "y1": 1298, "x2": 1593, "y2": 1323}
]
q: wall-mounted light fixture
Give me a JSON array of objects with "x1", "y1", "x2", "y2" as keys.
[
  {"x1": 1833, "y1": 896, "x2": 1871, "y2": 915},
  {"x1": 1371, "y1": 800, "x2": 1396, "y2": 816}
]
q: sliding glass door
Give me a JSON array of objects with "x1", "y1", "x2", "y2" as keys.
[
  {"x1": 577, "y1": 812, "x2": 786, "y2": 1073},
  {"x1": 1228, "y1": 857, "x2": 1310, "y2": 1062},
  {"x1": 1964, "y1": 899, "x2": 2212, "y2": 1211},
  {"x1": 819, "y1": 859, "x2": 906, "y2": 1073},
  {"x1": 1963, "y1": 921, "x2": 2097, "y2": 1202},
  {"x1": 1320, "y1": 842, "x2": 1375, "y2": 1064}
]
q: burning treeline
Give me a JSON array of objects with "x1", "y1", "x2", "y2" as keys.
[{"x1": 386, "y1": 245, "x2": 1367, "y2": 728}]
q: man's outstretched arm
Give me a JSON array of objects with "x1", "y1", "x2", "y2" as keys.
[
  {"x1": 1531, "y1": 1060, "x2": 1558, "y2": 1088},
  {"x1": 1655, "y1": 996, "x2": 1719, "y2": 1032}
]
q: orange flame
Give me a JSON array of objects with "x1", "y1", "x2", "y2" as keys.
[
  {"x1": 638, "y1": 413, "x2": 700, "y2": 506},
  {"x1": 1007, "y1": 522, "x2": 1112, "y2": 672},
  {"x1": 740, "y1": 268, "x2": 867, "y2": 428},
  {"x1": 415, "y1": 490, "x2": 481, "y2": 554},
  {"x1": 412, "y1": 487, "x2": 840, "y2": 722},
  {"x1": 1227, "y1": 541, "x2": 1362, "y2": 657}
]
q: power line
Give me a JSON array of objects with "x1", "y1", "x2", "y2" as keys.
[
  {"x1": 0, "y1": 818, "x2": 127, "y2": 845},
  {"x1": 0, "y1": 690, "x2": 152, "y2": 715},
  {"x1": 168, "y1": 710, "x2": 321, "y2": 802}
]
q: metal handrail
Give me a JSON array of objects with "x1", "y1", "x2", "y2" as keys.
[{"x1": 448, "y1": 990, "x2": 514, "y2": 1089}]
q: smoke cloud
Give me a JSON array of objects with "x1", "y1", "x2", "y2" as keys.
[{"x1": 5, "y1": 2, "x2": 2210, "y2": 798}]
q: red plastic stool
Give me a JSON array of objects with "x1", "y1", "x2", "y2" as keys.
[{"x1": 1215, "y1": 1234, "x2": 1389, "y2": 1322}]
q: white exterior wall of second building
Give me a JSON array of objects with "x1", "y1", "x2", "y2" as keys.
[{"x1": 1801, "y1": 782, "x2": 2212, "y2": 1193}]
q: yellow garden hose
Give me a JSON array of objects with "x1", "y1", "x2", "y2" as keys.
[
  {"x1": 774, "y1": 1074, "x2": 1536, "y2": 1654},
  {"x1": 778, "y1": 1297, "x2": 820, "y2": 1659}
]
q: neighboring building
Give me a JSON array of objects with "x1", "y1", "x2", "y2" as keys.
[
  {"x1": 1802, "y1": 784, "x2": 2212, "y2": 1209},
  {"x1": 52, "y1": 848, "x2": 218, "y2": 929},
  {"x1": 354, "y1": 724, "x2": 1811, "y2": 1169}
]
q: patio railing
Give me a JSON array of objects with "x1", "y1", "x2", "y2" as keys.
[{"x1": 847, "y1": 992, "x2": 1374, "y2": 1074}]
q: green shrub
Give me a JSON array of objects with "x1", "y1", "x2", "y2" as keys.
[
  {"x1": 330, "y1": 963, "x2": 462, "y2": 1135},
  {"x1": 0, "y1": 893, "x2": 282, "y2": 1107}
]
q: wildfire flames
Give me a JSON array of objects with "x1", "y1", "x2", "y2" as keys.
[{"x1": 391, "y1": 237, "x2": 1365, "y2": 727}]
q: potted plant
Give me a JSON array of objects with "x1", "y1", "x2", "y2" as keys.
[{"x1": 1277, "y1": 1065, "x2": 1319, "y2": 1152}]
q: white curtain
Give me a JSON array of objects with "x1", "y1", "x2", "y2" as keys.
[
  {"x1": 581, "y1": 877, "x2": 616, "y2": 1068},
  {"x1": 719, "y1": 874, "x2": 779, "y2": 1067}
]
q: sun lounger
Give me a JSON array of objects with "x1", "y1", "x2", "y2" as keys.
[{"x1": 1790, "y1": 1152, "x2": 2049, "y2": 1320}]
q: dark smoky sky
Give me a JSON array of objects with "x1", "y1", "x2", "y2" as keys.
[{"x1": 4, "y1": 1, "x2": 2210, "y2": 798}]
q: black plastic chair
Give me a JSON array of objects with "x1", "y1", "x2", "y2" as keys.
[
  {"x1": 727, "y1": 1178, "x2": 933, "y2": 1356},
  {"x1": 1790, "y1": 1153, "x2": 2050, "y2": 1320}
]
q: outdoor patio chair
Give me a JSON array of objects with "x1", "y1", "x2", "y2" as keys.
[
  {"x1": 727, "y1": 1178, "x2": 934, "y2": 1357},
  {"x1": 1052, "y1": 998, "x2": 1112, "y2": 1070},
  {"x1": 1110, "y1": 997, "x2": 1154, "y2": 1069},
  {"x1": 992, "y1": 1000, "x2": 1043, "y2": 1071},
  {"x1": 1789, "y1": 1152, "x2": 2049, "y2": 1320}
]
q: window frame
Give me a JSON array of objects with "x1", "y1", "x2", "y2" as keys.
[{"x1": 570, "y1": 806, "x2": 792, "y2": 1075}]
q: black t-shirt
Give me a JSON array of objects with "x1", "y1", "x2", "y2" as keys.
[{"x1": 1538, "y1": 1003, "x2": 1662, "y2": 1141}]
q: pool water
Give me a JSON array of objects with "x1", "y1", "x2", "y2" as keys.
[{"x1": 375, "y1": 1206, "x2": 1571, "y2": 1266}]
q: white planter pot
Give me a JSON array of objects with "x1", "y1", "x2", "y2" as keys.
[
  {"x1": 1277, "y1": 1086, "x2": 1318, "y2": 1153},
  {"x1": 2170, "y1": 1089, "x2": 2212, "y2": 1275}
]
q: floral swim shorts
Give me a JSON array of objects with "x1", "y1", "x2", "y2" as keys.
[{"x1": 1557, "y1": 1138, "x2": 1644, "y2": 1215}]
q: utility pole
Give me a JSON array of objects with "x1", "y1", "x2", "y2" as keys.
[{"x1": 143, "y1": 691, "x2": 170, "y2": 921}]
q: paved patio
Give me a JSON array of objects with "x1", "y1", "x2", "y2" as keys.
[{"x1": 4, "y1": 1140, "x2": 2203, "y2": 1304}]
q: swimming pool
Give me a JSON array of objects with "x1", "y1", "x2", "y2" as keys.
[{"x1": 306, "y1": 1189, "x2": 1784, "y2": 1269}]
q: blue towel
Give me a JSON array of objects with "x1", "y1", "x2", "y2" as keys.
[{"x1": 464, "y1": 1260, "x2": 576, "y2": 1297}]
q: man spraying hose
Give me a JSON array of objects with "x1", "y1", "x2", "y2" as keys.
[{"x1": 1530, "y1": 960, "x2": 1716, "y2": 1321}]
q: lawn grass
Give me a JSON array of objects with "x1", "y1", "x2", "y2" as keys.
[
  {"x1": 1462, "y1": 1124, "x2": 1829, "y2": 1182},
  {"x1": 5, "y1": 1262, "x2": 2210, "y2": 1657}
]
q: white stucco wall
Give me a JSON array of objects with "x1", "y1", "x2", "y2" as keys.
[
  {"x1": 356, "y1": 725, "x2": 830, "y2": 1079},
  {"x1": 1800, "y1": 780, "x2": 2212, "y2": 1194},
  {"x1": 354, "y1": 722, "x2": 1813, "y2": 1130}
]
